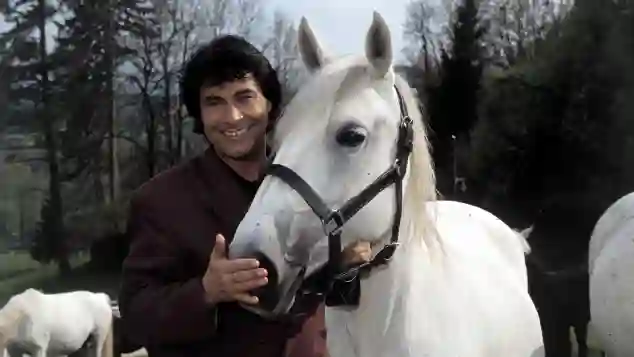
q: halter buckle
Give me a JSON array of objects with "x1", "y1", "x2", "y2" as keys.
[
  {"x1": 323, "y1": 210, "x2": 344, "y2": 236},
  {"x1": 400, "y1": 116, "x2": 414, "y2": 152},
  {"x1": 375, "y1": 242, "x2": 399, "y2": 263},
  {"x1": 393, "y1": 160, "x2": 405, "y2": 178}
]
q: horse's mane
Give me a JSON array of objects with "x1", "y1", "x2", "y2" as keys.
[
  {"x1": 272, "y1": 55, "x2": 439, "y2": 248},
  {"x1": 392, "y1": 74, "x2": 439, "y2": 249}
]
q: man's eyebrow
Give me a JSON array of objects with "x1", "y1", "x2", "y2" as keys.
[
  {"x1": 203, "y1": 93, "x2": 219, "y2": 99},
  {"x1": 235, "y1": 88, "x2": 256, "y2": 95}
]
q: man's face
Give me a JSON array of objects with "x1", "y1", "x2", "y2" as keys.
[{"x1": 199, "y1": 74, "x2": 271, "y2": 161}]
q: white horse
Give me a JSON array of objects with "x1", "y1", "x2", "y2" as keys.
[
  {"x1": 228, "y1": 11, "x2": 544, "y2": 357},
  {"x1": 588, "y1": 191, "x2": 634, "y2": 356},
  {"x1": 0, "y1": 288, "x2": 114, "y2": 357}
]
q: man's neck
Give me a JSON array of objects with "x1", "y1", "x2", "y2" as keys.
[{"x1": 216, "y1": 148, "x2": 266, "y2": 182}]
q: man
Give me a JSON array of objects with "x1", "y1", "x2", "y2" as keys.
[{"x1": 118, "y1": 35, "x2": 370, "y2": 357}]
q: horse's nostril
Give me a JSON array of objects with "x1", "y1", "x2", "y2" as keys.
[{"x1": 248, "y1": 252, "x2": 279, "y2": 311}]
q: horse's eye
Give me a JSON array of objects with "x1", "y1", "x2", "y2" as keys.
[{"x1": 335, "y1": 125, "x2": 367, "y2": 148}]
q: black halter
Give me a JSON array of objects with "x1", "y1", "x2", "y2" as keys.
[{"x1": 250, "y1": 85, "x2": 414, "y2": 319}]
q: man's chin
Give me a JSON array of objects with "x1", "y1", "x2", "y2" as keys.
[{"x1": 221, "y1": 146, "x2": 261, "y2": 162}]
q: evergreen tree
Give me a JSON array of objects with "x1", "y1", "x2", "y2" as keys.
[
  {"x1": 426, "y1": 0, "x2": 486, "y2": 197},
  {"x1": 0, "y1": 0, "x2": 68, "y2": 272}
]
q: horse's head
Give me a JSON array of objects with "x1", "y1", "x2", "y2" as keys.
[{"x1": 229, "y1": 11, "x2": 436, "y2": 318}]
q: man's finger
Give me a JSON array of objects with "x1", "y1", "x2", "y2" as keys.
[
  {"x1": 234, "y1": 293, "x2": 259, "y2": 305},
  {"x1": 231, "y1": 268, "x2": 268, "y2": 283},
  {"x1": 223, "y1": 258, "x2": 260, "y2": 272},
  {"x1": 232, "y1": 277, "x2": 269, "y2": 293},
  {"x1": 210, "y1": 234, "x2": 227, "y2": 260}
]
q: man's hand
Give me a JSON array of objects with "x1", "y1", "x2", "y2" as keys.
[
  {"x1": 341, "y1": 241, "x2": 372, "y2": 267},
  {"x1": 202, "y1": 234, "x2": 269, "y2": 306}
]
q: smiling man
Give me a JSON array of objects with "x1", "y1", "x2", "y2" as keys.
[
  {"x1": 198, "y1": 72, "x2": 270, "y2": 178},
  {"x1": 118, "y1": 35, "x2": 370, "y2": 357}
]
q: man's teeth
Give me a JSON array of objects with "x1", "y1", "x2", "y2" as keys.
[{"x1": 223, "y1": 128, "x2": 247, "y2": 137}]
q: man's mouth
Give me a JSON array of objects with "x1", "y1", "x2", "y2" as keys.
[{"x1": 222, "y1": 126, "x2": 249, "y2": 138}]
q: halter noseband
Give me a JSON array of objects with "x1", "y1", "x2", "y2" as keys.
[{"x1": 251, "y1": 85, "x2": 414, "y2": 319}]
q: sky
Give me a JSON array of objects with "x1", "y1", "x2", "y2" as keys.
[
  {"x1": 0, "y1": 0, "x2": 417, "y2": 62},
  {"x1": 267, "y1": 0, "x2": 412, "y2": 62}
]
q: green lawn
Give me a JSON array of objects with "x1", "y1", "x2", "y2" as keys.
[
  {"x1": 0, "y1": 251, "x2": 42, "y2": 280},
  {"x1": 0, "y1": 251, "x2": 120, "y2": 306}
]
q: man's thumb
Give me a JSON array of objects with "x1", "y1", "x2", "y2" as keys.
[{"x1": 211, "y1": 234, "x2": 227, "y2": 260}]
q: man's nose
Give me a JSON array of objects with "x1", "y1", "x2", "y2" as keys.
[{"x1": 228, "y1": 103, "x2": 243, "y2": 121}]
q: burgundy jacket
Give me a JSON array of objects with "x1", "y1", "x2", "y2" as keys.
[{"x1": 118, "y1": 148, "x2": 333, "y2": 357}]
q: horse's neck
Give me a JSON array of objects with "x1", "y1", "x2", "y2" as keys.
[{"x1": 353, "y1": 238, "x2": 427, "y2": 354}]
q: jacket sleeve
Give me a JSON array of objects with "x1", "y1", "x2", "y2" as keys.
[{"x1": 118, "y1": 193, "x2": 218, "y2": 347}]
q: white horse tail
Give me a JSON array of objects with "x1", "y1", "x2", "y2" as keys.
[{"x1": 101, "y1": 314, "x2": 114, "y2": 357}]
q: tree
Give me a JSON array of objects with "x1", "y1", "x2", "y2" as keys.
[
  {"x1": 262, "y1": 11, "x2": 304, "y2": 102},
  {"x1": 471, "y1": 0, "x2": 627, "y2": 217},
  {"x1": 0, "y1": 0, "x2": 69, "y2": 271},
  {"x1": 420, "y1": 0, "x2": 487, "y2": 198},
  {"x1": 482, "y1": 0, "x2": 572, "y2": 68},
  {"x1": 403, "y1": 0, "x2": 441, "y2": 74}
]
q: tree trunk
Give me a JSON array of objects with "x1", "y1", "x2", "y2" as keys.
[
  {"x1": 163, "y1": 50, "x2": 173, "y2": 165},
  {"x1": 38, "y1": 0, "x2": 67, "y2": 273},
  {"x1": 105, "y1": 0, "x2": 118, "y2": 203}
]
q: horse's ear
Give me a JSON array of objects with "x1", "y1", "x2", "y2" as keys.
[
  {"x1": 298, "y1": 17, "x2": 329, "y2": 72},
  {"x1": 365, "y1": 11, "x2": 393, "y2": 79},
  {"x1": 520, "y1": 225, "x2": 534, "y2": 239}
]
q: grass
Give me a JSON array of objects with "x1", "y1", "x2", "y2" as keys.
[
  {"x1": 0, "y1": 251, "x2": 120, "y2": 306},
  {"x1": 0, "y1": 251, "x2": 42, "y2": 280}
]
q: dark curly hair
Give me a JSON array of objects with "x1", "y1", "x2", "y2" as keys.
[{"x1": 180, "y1": 35, "x2": 282, "y2": 134}]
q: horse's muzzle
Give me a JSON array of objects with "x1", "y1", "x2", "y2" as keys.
[
  {"x1": 238, "y1": 258, "x2": 309, "y2": 320},
  {"x1": 242, "y1": 251, "x2": 281, "y2": 312},
  {"x1": 230, "y1": 214, "x2": 318, "y2": 320}
]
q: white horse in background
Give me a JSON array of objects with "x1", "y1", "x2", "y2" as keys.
[
  {"x1": 229, "y1": 11, "x2": 544, "y2": 357},
  {"x1": 588, "y1": 191, "x2": 634, "y2": 356},
  {"x1": 0, "y1": 289, "x2": 114, "y2": 357}
]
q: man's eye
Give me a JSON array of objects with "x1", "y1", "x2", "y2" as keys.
[
  {"x1": 237, "y1": 95, "x2": 254, "y2": 102},
  {"x1": 204, "y1": 98, "x2": 222, "y2": 106}
]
